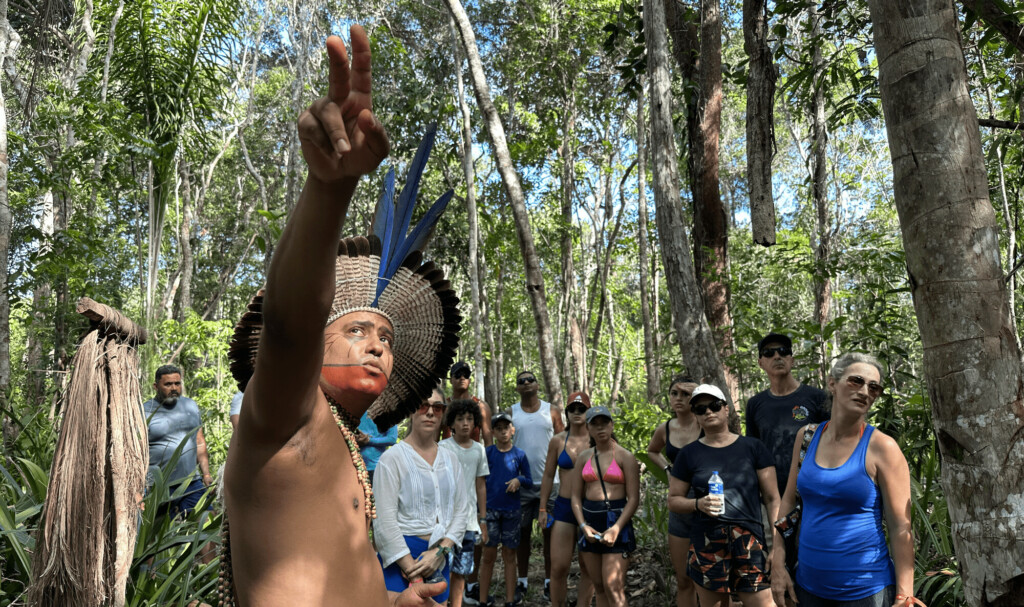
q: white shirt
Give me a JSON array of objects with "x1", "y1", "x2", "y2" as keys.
[
  {"x1": 373, "y1": 441, "x2": 468, "y2": 568},
  {"x1": 511, "y1": 400, "x2": 554, "y2": 500},
  {"x1": 439, "y1": 437, "x2": 490, "y2": 533}
]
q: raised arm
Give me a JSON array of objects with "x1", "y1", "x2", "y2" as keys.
[{"x1": 245, "y1": 27, "x2": 390, "y2": 444}]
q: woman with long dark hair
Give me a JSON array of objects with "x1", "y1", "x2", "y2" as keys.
[
  {"x1": 646, "y1": 375, "x2": 701, "y2": 607},
  {"x1": 538, "y1": 392, "x2": 595, "y2": 607}
]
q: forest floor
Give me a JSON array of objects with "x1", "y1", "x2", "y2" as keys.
[{"x1": 488, "y1": 545, "x2": 673, "y2": 607}]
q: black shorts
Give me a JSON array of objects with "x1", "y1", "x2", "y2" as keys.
[
  {"x1": 669, "y1": 510, "x2": 694, "y2": 539},
  {"x1": 579, "y1": 498, "x2": 635, "y2": 555}
]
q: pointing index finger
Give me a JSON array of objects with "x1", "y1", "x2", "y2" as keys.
[{"x1": 326, "y1": 35, "x2": 350, "y2": 104}]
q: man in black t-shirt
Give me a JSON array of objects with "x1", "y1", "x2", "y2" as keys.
[{"x1": 745, "y1": 332, "x2": 829, "y2": 496}]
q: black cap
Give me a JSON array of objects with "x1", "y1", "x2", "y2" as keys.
[
  {"x1": 492, "y1": 412, "x2": 513, "y2": 426},
  {"x1": 757, "y1": 332, "x2": 792, "y2": 353},
  {"x1": 450, "y1": 361, "x2": 471, "y2": 376}
]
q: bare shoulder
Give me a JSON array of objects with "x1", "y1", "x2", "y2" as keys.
[
  {"x1": 868, "y1": 427, "x2": 906, "y2": 464},
  {"x1": 616, "y1": 444, "x2": 637, "y2": 464}
]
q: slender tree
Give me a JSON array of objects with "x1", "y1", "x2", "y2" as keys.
[
  {"x1": 445, "y1": 0, "x2": 564, "y2": 406},
  {"x1": 644, "y1": 0, "x2": 732, "y2": 404},
  {"x1": 742, "y1": 0, "x2": 776, "y2": 245},
  {"x1": 0, "y1": 0, "x2": 15, "y2": 441},
  {"x1": 868, "y1": 1, "x2": 1024, "y2": 604},
  {"x1": 636, "y1": 83, "x2": 660, "y2": 402}
]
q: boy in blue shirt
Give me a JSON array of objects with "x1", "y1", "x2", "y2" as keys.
[{"x1": 480, "y1": 413, "x2": 532, "y2": 607}]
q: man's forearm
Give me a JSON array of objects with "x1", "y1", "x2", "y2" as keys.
[{"x1": 262, "y1": 175, "x2": 360, "y2": 337}]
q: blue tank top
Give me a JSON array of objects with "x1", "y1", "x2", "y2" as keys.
[{"x1": 796, "y1": 424, "x2": 895, "y2": 600}]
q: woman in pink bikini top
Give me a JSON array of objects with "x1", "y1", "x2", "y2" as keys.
[{"x1": 570, "y1": 405, "x2": 640, "y2": 606}]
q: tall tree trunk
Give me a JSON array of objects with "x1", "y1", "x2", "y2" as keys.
[
  {"x1": 445, "y1": 0, "x2": 564, "y2": 407},
  {"x1": 560, "y1": 93, "x2": 582, "y2": 391},
  {"x1": 636, "y1": 84, "x2": 660, "y2": 402},
  {"x1": 666, "y1": 0, "x2": 738, "y2": 405},
  {"x1": 177, "y1": 162, "x2": 194, "y2": 322},
  {"x1": 0, "y1": 0, "x2": 15, "y2": 446},
  {"x1": 808, "y1": 3, "x2": 831, "y2": 387},
  {"x1": 644, "y1": 0, "x2": 733, "y2": 421},
  {"x1": 867, "y1": 2, "x2": 1024, "y2": 604},
  {"x1": 451, "y1": 21, "x2": 486, "y2": 397},
  {"x1": 743, "y1": 0, "x2": 776, "y2": 245}
]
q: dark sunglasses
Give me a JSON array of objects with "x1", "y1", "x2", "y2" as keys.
[
  {"x1": 760, "y1": 346, "x2": 792, "y2": 358},
  {"x1": 451, "y1": 370, "x2": 471, "y2": 380},
  {"x1": 417, "y1": 403, "x2": 446, "y2": 416},
  {"x1": 845, "y1": 375, "x2": 884, "y2": 398},
  {"x1": 566, "y1": 404, "x2": 588, "y2": 414},
  {"x1": 691, "y1": 400, "x2": 727, "y2": 416},
  {"x1": 517, "y1": 376, "x2": 536, "y2": 385}
]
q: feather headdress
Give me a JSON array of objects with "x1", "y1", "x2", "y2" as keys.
[{"x1": 229, "y1": 126, "x2": 461, "y2": 430}]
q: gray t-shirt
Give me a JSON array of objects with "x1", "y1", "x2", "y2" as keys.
[
  {"x1": 143, "y1": 396, "x2": 202, "y2": 486},
  {"x1": 229, "y1": 391, "x2": 244, "y2": 417}
]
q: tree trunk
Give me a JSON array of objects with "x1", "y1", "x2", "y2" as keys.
[
  {"x1": 0, "y1": 0, "x2": 14, "y2": 445},
  {"x1": 867, "y1": 1, "x2": 1024, "y2": 604},
  {"x1": 636, "y1": 84, "x2": 660, "y2": 402},
  {"x1": 742, "y1": 0, "x2": 776, "y2": 245},
  {"x1": 445, "y1": 0, "x2": 564, "y2": 407},
  {"x1": 961, "y1": 0, "x2": 1024, "y2": 55},
  {"x1": 560, "y1": 93, "x2": 582, "y2": 391},
  {"x1": 809, "y1": 3, "x2": 831, "y2": 387},
  {"x1": 177, "y1": 162, "x2": 194, "y2": 322},
  {"x1": 644, "y1": 0, "x2": 732, "y2": 410},
  {"x1": 451, "y1": 22, "x2": 487, "y2": 396}
]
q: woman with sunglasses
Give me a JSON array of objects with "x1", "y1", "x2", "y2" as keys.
[
  {"x1": 668, "y1": 384, "x2": 779, "y2": 607},
  {"x1": 374, "y1": 387, "x2": 468, "y2": 603},
  {"x1": 771, "y1": 354, "x2": 915, "y2": 607},
  {"x1": 645, "y1": 374, "x2": 701, "y2": 607},
  {"x1": 538, "y1": 391, "x2": 595, "y2": 607},
  {"x1": 571, "y1": 406, "x2": 640, "y2": 607}
]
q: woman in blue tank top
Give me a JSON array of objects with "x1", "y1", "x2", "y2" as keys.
[{"x1": 771, "y1": 353, "x2": 917, "y2": 607}]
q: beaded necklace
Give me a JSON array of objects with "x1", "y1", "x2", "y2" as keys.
[
  {"x1": 324, "y1": 392, "x2": 377, "y2": 522},
  {"x1": 217, "y1": 393, "x2": 377, "y2": 607}
]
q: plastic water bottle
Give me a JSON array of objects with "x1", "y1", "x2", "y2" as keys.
[{"x1": 708, "y1": 471, "x2": 724, "y2": 516}]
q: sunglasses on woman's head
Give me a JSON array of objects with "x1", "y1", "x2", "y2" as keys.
[
  {"x1": 691, "y1": 400, "x2": 726, "y2": 416},
  {"x1": 417, "y1": 403, "x2": 446, "y2": 416},
  {"x1": 845, "y1": 375, "x2": 884, "y2": 398},
  {"x1": 517, "y1": 376, "x2": 536, "y2": 385}
]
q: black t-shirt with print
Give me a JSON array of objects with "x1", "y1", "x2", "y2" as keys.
[
  {"x1": 671, "y1": 436, "x2": 774, "y2": 543},
  {"x1": 745, "y1": 383, "x2": 829, "y2": 494}
]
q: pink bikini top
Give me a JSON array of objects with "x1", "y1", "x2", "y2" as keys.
[{"x1": 582, "y1": 455, "x2": 624, "y2": 484}]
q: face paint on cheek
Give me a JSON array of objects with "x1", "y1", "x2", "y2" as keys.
[{"x1": 321, "y1": 364, "x2": 388, "y2": 397}]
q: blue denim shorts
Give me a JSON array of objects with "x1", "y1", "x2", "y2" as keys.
[
  {"x1": 452, "y1": 531, "x2": 477, "y2": 575},
  {"x1": 486, "y1": 509, "x2": 521, "y2": 548}
]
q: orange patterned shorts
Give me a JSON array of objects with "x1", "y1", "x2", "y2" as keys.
[{"x1": 687, "y1": 524, "x2": 770, "y2": 593}]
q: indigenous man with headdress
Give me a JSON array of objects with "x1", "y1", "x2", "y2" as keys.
[{"x1": 221, "y1": 24, "x2": 460, "y2": 607}]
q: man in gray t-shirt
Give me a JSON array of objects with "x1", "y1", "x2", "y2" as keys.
[{"x1": 143, "y1": 364, "x2": 212, "y2": 516}]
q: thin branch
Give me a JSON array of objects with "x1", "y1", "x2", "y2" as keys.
[{"x1": 979, "y1": 117, "x2": 1024, "y2": 131}]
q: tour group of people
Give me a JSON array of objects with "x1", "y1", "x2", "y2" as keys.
[{"x1": 138, "y1": 23, "x2": 921, "y2": 607}]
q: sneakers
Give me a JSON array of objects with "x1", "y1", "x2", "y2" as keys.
[
  {"x1": 514, "y1": 582, "x2": 526, "y2": 604},
  {"x1": 464, "y1": 585, "x2": 480, "y2": 606},
  {"x1": 543, "y1": 581, "x2": 550, "y2": 602}
]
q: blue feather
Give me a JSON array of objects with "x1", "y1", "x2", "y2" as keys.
[
  {"x1": 387, "y1": 189, "x2": 453, "y2": 277},
  {"x1": 373, "y1": 169, "x2": 396, "y2": 298},
  {"x1": 391, "y1": 125, "x2": 438, "y2": 251}
]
